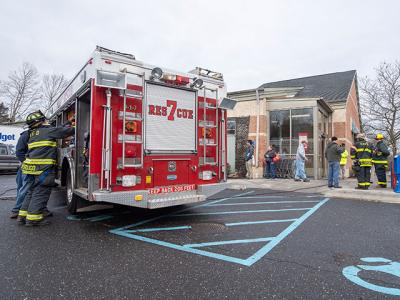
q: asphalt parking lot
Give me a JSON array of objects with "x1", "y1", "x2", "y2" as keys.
[{"x1": 1, "y1": 174, "x2": 400, "y2": 299}]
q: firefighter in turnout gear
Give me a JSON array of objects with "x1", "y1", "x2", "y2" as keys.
[
  {"x1": 352, "y1": 133, "x2": 374, "y2": 189},
  {"x1": 372, "y1": 133, "x2": 390, "y2": 187},
  {"x1": 17, "y1": 110, "x2": 75, "y2": 226}
]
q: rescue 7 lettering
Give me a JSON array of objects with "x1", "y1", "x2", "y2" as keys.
[{"x1": 148, "y1": 100, "x2": 193, "y2": 121}]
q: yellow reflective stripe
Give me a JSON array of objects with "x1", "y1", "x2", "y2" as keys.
[
  {"x1": 24, "y1": 158, "x2": 56, "y2": 165},
  {"x1": 356, "y1": 148, "x2": 372, "y2": 153},
  {"x1": 22, "y1": 170, "x2": 43, "y2": 175},
  {"x1": 378, "y1": 181, "x2": 387, "y2": 185},
  {"x1": 18, "y1": 210, "x2": 28, "y2": 217},
  {"x1": 372, "y1": 160, "x2": 388, "y2": 164},
  {"x1": 350, "y1": 155, "x2": 356, "y2": 159},
  {"x1": 358, "y1": 182, "x2": 371, "y2": 186},
  {"x1": 359, "y1": 158, "x2": 372, "y2": 162},
  {"x1": 27, "y1": 214, "x2": 43, "y2": 221},
  {"x1": 28, "y1": 141, "x2": 57, "y2": 149}
]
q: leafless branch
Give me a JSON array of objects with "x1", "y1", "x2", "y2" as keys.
[
  {"x1": 40, "y1": 74, "x2": 69, "y2": 116},
  {"x1": 0, "y1": 62, "x2": 41, "y2": 122},
  {"x1": 360, "y1": 61, "x2": 400, "y2": 154}
]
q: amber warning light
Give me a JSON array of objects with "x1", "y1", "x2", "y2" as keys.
[{"x1": 161, "y1": 73, "x2": 190, "y2": 86}]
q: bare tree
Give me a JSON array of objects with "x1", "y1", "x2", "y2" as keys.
[
  {"x1": 360, "y1": 62, "x2": 400, "y2": 154},
  {"x1": 0, "y1": 62, "x2": 41, "y2": 122},
  {"x1": 41, "y1": 74, "x2": 69, "y2": 115}
]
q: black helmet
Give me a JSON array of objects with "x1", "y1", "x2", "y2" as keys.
[{"x1": 26, "y1": 110, "x2": 46, "y2": 126}]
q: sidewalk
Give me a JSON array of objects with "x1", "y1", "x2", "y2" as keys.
[{"x1": 229, "y1": 177, "x2": 400, "y2": 204}]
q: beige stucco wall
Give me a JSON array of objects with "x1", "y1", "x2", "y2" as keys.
[
  {"x1": 227, "y1": 99, "x2": 268, "y2": 118},
  {"x1": 267, "y1": 99, "x2": 318, "y2": 111}
]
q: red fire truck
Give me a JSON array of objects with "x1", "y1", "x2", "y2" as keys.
[{"x1": 50, "y1": 46, "x2": 235, "y2": 213}]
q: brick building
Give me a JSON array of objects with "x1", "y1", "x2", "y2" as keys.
[{"x1": 227, "y1": 70, "x2": 361, "y2": 179}]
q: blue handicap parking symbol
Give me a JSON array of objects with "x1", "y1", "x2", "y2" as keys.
[
  {"x1": 343, "y1": 257, "x2": 400, "y2": 296},
  {"x1": 110, "y1": 191, "x2": 329, "y2": 266}
]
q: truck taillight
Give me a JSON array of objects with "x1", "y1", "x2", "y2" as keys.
[
  {"x1": 175, "y1": 75, "x2": 190, "y2": 85},
  {"x1": 125, "y1": 121, "x2": 138, "y2": 133}
]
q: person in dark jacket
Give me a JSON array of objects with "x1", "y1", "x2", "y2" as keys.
[
  {"x1": 9, "y1": 130, "x2": 30, "y2": 218},
  {"x1": 18, "y1": 110, "x2": 75, "y2": 226},
  {"x1": 325, "y1": 136, "x2": 343, "y2": 188},
  {"x1": 245, "y1": 140, "x2": 254, "y2": 179},
  {"x1": 264, "y1": 145, "x2": 276, "y2": 179},
  {"x1": 372, "y1": 133, "x2": 390, "y2": 187}
]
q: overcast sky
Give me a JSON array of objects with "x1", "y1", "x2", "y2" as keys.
[{"x1": 1, "y1": 0, "x2": 399, "y2": 91}]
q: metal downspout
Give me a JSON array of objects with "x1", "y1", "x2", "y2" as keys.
[{"x1": 255, "y1": 89, "x2": 261, "y2": 174}]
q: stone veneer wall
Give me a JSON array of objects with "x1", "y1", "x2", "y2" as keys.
[{"x1": 228, "y1": 116, "x2": 250, "y2": 177}]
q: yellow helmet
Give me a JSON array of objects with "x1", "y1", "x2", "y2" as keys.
[
  {"x1": 375, "y1": 133, "x2": 384, "y2": 140},
  {"x1": 26, "y1": 110, "x2": 45, "y2": 126}
]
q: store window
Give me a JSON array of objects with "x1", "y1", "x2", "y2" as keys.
[
  {"x1": 227, "y1": 120, "x2": 236, "y2": 135},
  {"x1": 269, "y1": 108, "x2": 314, "y2": 174},
  {"x1": 269, "y1": 110, "x2": 290, "y2": 155},
  {"x1": 291, "y1": 108, "x2": 314, "y2": 155}
]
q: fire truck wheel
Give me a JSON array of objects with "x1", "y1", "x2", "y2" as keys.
[{"x1": 65, "y1": 169, "x2": 78, "y2": 214}]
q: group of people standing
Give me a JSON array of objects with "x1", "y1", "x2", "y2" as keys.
[
  {"x1": 325, "y1": 133, "x2": 390, "y2": 189},
  {"x1": 245, "y1": 132, "x2": 391, "y2": 190},
  {"x1": 244, "y1": 139, "x2": 310, "y2": 181}
]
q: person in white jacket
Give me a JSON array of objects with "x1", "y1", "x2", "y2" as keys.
[{"x1": 294, "y1": 140, "x2": 310, "y2": 182}]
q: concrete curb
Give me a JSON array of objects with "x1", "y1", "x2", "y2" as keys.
[
  {"x1": 324, "y1": 188, "x2": 400, "y2": 204},
  {"x1": 228, "y1": 178, "x2": 400, "y2": 204}
]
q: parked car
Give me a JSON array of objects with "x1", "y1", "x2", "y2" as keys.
[{"x1": 0, "y1": 143, "x2": 19, "y2": 172}]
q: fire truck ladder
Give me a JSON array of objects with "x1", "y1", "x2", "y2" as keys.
[
  {"x1": 201, "y1": 87, "x2": 219, "y2": 169},
  {"x1": 120, "y1": 71, "x2": 145, "y2": 169},
  {"x1": 101, "y1": 89, "x2": 113, "y2": 191}
]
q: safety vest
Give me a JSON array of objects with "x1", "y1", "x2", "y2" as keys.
[
  {"x1": 372, "y1": 141, "x2": 390, "y2": 165},
  {"x1": 21, "y1": 125, "x2": 58, "y2": 175},
  {"x1": 354, "y1": 140, "x2": 373, "y2": 167},
  {"x1": 340, "y1": 149, "x2": 348, "y2": 165}
]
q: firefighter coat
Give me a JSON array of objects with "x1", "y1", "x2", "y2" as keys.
[
  {"x1": 372, "y1": 140, "x2": 390, "y2": 165},
  {"x1": 353, "y1": 140, "x2": 374, "y2": 167},
  {"x1": 21, "y1": 124, "x2": 74, "y2": 175}
]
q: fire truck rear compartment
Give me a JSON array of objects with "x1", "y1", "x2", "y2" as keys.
[{"x1": 76, "y1": 90, "x2": 90, "y2": 189}]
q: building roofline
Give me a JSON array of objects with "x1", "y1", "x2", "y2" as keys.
[{"x1": 258, "y1": 70, "x2": 357, "y2": 88}]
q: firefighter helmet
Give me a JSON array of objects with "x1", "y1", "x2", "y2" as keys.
[
  {"x1": 375, "y1": 133, "x2": 384, "y2": 140},
  {"x1": 26, "y1": 110, "x2": 46, "y2": 126}
]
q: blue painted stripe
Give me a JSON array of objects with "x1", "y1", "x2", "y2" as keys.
[
  {"x1": 112, "y1": 190, "x2": 254, "y2": 231},
  {"x1": 110, "y1": 229, "x2": 249, "y2": 266},
  {"x1": 243, "y1": 198, "x2": 329, "y2": 266},
  {"x1": 225, "y1": 218, "x2": 297, "y2": 226},
  {"x1": 184, "y1": 237, "x2": 274, "y2": 248},
  {"x1": 208, "y1": 200, "x2": 319, "y2": 207},
  {"x1": 171, "y1": 207, "x2": 311, "y2": 217},
  {"x1": 227, "y1": 195, "x2": 286, "y2": 199},
  {"x1": 125, "y1": 226, "x2": 191, "y2": 233}
]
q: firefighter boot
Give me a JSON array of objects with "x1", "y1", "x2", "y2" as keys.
[
  {"x1": 25, "y1": 219, "x2": 51, "y2": 227},
  {"x1": 17, "y1": 216, "x2": 26, "y2": 225},
  {"x1": 17, "y1": 210, "x2": 27, "y2": 225}
]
